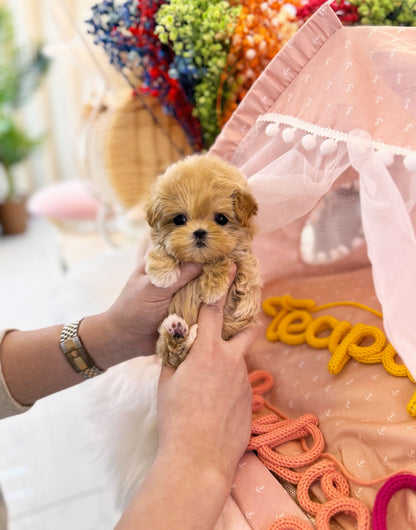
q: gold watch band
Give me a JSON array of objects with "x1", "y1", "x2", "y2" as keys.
[{"x1": 60, "y1": 319, "x2": 104, "y2": 378}]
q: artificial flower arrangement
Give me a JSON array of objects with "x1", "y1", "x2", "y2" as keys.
[{"x1": 87, "y1": 0, "x2": 416, "y2": 151}]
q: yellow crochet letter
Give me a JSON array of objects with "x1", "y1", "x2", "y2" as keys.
[
  {"x1": 328, "y1": 323, "x2": 385, "y2": 375},
  {"x1": 305, "y1": 315, "x2": 339, "y2": 349},
  {"x1": 278, "y1": 310, "x2": 313, "y2": 345}
]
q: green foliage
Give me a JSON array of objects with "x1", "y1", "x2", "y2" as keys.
[
  {"x1": 0, "y1": 116, "x2": 41, "y2": 167},
  {"x1": 350, "y1": 0, "x2": 416, "y2": 25},
  {"x1": 155, "y1": 0, "x2": 241, "y2": 148},
  {"x1": 0, "y1": 117, "x2": 41, "y2": 199},
  {"x1": 0, "y1": 6, "x2": 49, "y2": 199}
]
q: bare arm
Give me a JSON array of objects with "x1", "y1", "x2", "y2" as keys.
[{"x1": 0, "y1": 263, "x2": 201, "y2": 406}]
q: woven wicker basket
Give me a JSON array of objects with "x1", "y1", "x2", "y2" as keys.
[{"x1": 81, "y1": 91, "x2": 194, "y2": 210}]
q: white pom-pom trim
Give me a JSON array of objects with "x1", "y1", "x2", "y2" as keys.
[
  {"x1": 320, "y1": 138, "x2": 338, "y2": 155},
  {"x1": 329, "y1": 248, "x2": 343, "y2": 261},
  {"x1": 352, "y1": 236, "x2": 364, "y2": 249},
  {"x1": 265, "y1": 123, "x2": 280, "y2": 137},
  {"x1": 377, "y1": 149, "x2": 394, "y2": 167},
  {"x1": 316, "y1": 251, "x2": 331, "y2": 264},
  {"x1": 404, "y1": 152, "x2": 416, "y2": 171},
  {"x1": 301, "y1": 134, "x2": 317, "y2": 151},
  {"x1": 282, "y1": 127, "x2": 296, "y2": 143}
]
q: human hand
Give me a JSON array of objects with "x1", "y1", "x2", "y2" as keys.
[
  {"x1": 156, "y1": 267, "x2": 257, "y2": 487},
  {"x1": 114, "y1": 268, "x2": 258, "y2": 530},
  {"x1": 86, "y1": 261, "x2": 202, "y2": 367}
]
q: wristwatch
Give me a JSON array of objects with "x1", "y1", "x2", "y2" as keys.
[{"x1": 60, "y1": 319, "x2": 104, "y2": 378}]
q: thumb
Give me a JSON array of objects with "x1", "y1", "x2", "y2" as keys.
[
  {"x1": 158, "y1": 364, "x2": 175, "y2": 390},
  {"x1": 228, "y1": 324, "x2": 259, "y2": 357},
  {"x1": 165, "y1": 263, "x2": 202, "y2": 295}
]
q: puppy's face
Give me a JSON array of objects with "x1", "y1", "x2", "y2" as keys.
[{"x1": 145, "y1": 155, "x2": 258, "y2": 264}]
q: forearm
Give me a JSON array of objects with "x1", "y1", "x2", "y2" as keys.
[
  {"x1": 116, "y1": 451, "x2": 230, "y2": 530},
  {"x1": 0, "y1": 313, "x2": 143, "y2": 406},
  {"x1": 0, "y1": 263, "x2": 201, "y2": 408}
]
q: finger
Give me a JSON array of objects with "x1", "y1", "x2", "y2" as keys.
[
  {"x1": 158, "y1": 364, "x2": 175, "y2": 390},
  {"x1": 164, "y1": 263, "x2": 202, "y2": 295},
  {"x1": 137, "y1": 259, "x2": 146, "y2": 274},
  {"x1": 228, "y1": 324, "x2": 259, "y2": 357},
  {"x1": 195, "y1": 265, "x2": 237, "y2": 342}
]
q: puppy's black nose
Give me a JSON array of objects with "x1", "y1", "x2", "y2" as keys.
[{"x1": 193, "y1": 229, "x2": 207, "y2": 240}]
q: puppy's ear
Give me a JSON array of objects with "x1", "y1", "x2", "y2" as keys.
[
  {"x1": 233, "y1": 188, "x2": 258, "y2": 226},
  {"x1": 144, "y1": 197, "x2": 161, "y2": 228}
]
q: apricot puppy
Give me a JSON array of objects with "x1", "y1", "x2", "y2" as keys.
[{"x1": 145, "y1": 154, "x2": 262, "y2": 367}]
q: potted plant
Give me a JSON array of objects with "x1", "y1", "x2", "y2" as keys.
[{"x1": 0, "y1": 7, "x2": 49, "y2": 235}]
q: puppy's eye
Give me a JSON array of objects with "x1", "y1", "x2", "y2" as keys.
[
  {"x1": 214, "y1": 213, "x2": 229, "y2": 226},
  {"x1": 173, "y1": 214, "x2": 187, "y2": 226}
]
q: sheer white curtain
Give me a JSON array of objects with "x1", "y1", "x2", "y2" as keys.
[{"x1": 2, "y1": 0, "x2": 120, "y2": 196}]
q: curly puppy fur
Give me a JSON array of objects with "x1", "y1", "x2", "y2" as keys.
[{"x1": 145, "y1": 154, "x2": 262, "y2": 367}]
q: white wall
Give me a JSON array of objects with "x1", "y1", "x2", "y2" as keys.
[{"x1": 2, "y1": 0, "x2": 125, "y2": 196}]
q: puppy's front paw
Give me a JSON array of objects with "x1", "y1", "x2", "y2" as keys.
[
  {"x1": 201, "y1": 273, "x2": 230, "y2": 304},
  {"x1": 145, "y1": 246, "x2": 181, "y2": 288},
  {"x1": 145, "y1": 261, "x2": 181, "y2": 288},
  {"x1": 158, "y1": 314, "x2": 198, "y2": 368}
]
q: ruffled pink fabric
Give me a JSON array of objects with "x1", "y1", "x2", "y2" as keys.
[{"x1": 211, "y1": 3, "x2": 416, "y2": 379}]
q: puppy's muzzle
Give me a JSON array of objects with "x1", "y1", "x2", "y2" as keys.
[{"x1": 193, "y1": 229, "x2": 207, "y2": 248}]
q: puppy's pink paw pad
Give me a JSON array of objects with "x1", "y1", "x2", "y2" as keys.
[
  {"x1": 162, "y1": 314, "x2": 188, "y2": 338},
  {"x1": 170, "y1": 321, "x2": 187, "y2": 339}
]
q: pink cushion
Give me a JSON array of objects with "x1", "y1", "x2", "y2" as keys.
[
  {"x1": 28, "y1": 181, "x2": 100, "y2": 220},
  {"x1": 246, "y1": 267, "x2": 416, "y2": 527}
]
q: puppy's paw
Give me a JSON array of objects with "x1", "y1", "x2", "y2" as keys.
[
  {"x1": 203, "y1": 291, "x2": 226, "y2": 305},
  {"x1": 145, "y1": 262, "x2": 181, "y2": 288},
  {"x1": 201, "y1": 276, "x2": 229, "y2": 305},
  {"x1": 158, "y1": 315, "x2": 198, "y2": 368},
  {"x1": 163, "y1": 314, "x2": 189, "y2": 338},
  {"x1": 145, "y1": 246, "x2": 181, "y2": 288},
  {"x1": 200, "y1": 261, "x2": 231, "y2": 304}
]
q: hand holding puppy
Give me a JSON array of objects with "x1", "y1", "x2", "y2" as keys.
[
  {"x1": 101, "y1": 262, "x2": 202, "y2": 365},
  {"x1": 116, "y1": 270, "x2": 257, "y2": 530},
  {"x1": 157, "y1": 266, "x2": 256, "y2": 482}
]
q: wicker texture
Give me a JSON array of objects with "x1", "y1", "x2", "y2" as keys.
[{"x1": 104, "y1": 93, "x2": 193, "y2": 208}]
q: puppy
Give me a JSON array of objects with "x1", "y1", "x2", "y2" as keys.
[{"x1": 145, "y1": 154, "x2": 262, "y2": 367}]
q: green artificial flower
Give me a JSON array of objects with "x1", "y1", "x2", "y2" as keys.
[
  {"x1": 351, "y1": 0, "x2": 416, "y2": 25},
  {"x1": 155, "y1": 0, "x2": 241, "y2": 148}
]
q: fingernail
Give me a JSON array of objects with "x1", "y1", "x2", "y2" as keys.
[
  {"x1": 228, "y1": 264, "x2": 237, "y2": 286},
  {"x1": 183, "y1": 263, "x2": 202, "y2": 276}
]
